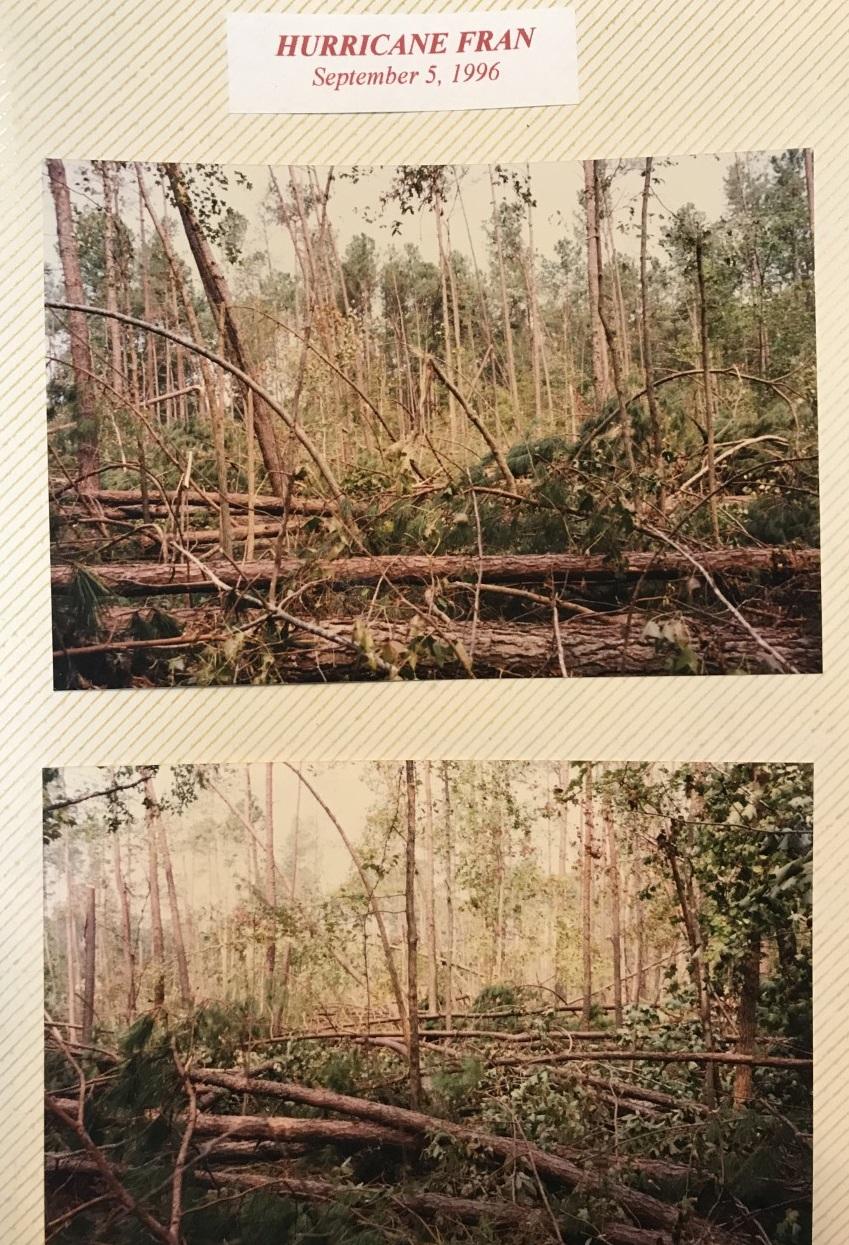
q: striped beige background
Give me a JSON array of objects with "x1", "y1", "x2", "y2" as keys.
[{"x1": 0, "y1": 0, "x2": 846, "y2": 1239}]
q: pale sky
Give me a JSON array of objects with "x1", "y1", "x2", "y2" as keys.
[{"x1": 42, "y1": 152, "x2": 759, "y2": 285}]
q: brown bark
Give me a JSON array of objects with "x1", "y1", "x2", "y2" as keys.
[
  {"x1": 51, "y1": 547, "x2": 819, "y2": 596},
  {"x1": 47, "y1": 159, "x2": 100, "y2": 492},
  {"x1": 71, "y1": 608, "x2": 822, "y2": 679},
  {"x1": 405, "y1": 761, "x2": 422, "y2": 1108},
  {"x1": 190, "y1": 1068, "x2": 748, "y2": 1241},
  {"x1": 733, "y1": 933, "x2": 761, "y2": 1107},
  {"x1": 135, "y1": 166, "x2": 233, "y2": 555},
  {"x1": 163, "y1": 163, "x2": 285, "y2": 496},
  {"x1": 80, "y1": 885, "x2": 97, "y2": 1044},
  {"x1": 61, "y1": 487, "x2": 333, "y2": 516},
  {"x1": 192, "y1": 1111, "x2": 414, "y2": 1149}
]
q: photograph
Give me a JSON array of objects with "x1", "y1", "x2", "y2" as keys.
[
  {"x1": 43, "y1": 760, "x2": 813, "y2": 1243},
  {"x1": 44, "y1": 155, "x2": 820, "y2": 687}
]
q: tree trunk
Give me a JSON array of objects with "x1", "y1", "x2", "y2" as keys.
[
  {"x1": 583, "y1": 161, "x2": 609, "y2": 407},
  {"x1": 581, "y1": 767, "x2": 595, "y2": 1025},
  {"x1": 47, "y1": 159, "x2": 100, "y2": 492},
  {"x1": 192, "y1": 1068, "x2": 747, "y2": 1241},
  {"x1": 80, "y1": 885, "x2": 97, "y2": 1043},
  {"x1": 164, "y1": 163, "x2": 285, "y2": 496},
  {"x1": 264, "y1": 763, "x2": 277, "y2": 1013},
  {"x1": 63, "y1": 835, "x2": 78, "y2": 1029},
  {"x1": 695, "y1": 233, "x2": 720, "y2": 542},
  {"x1": 284, "y1": 764, "x2": 409, "y2": 1039},
  {"x1": 52, "y1": 546, "x2": 819, "y2": 596},
  {"x1": 661, "y1": 783, "x2": 718, "y2": 1106},
  {"x1": 554, "y1": 760, "x2": 571, "y2": 1000},
  {"x1": 81, "y1": 606, "x2": 821, "y2": 679},
  {"x1": 136, "y1": 166, "x2": 233, "y2": 556},
  {"x1": 604, "y1": 803, "x2": 623, "y2": 1025},
  {"x1": 405, "y1": 761, "x2": 422, "y2": 1108},
  {"x1": 442, "y1": 763, "x2": 455, "y2": 1031},
  {"x1": 279, "y1": 774, "x2": 301, "y2": 996},
  {"x1": 489, "y1": 167, "x2": 521, "y2": 422},
  {"x1": 803, "y1": 149, "x2": 815, "y2": 234},
  {"x1": 422, "y1": 762, "x2": 439, "y2": 1014},
  {"x1": 639, "y1": 157, "x2": 665, "y2": 506},
  {"x1": 145, "y1": 781, "x2": 165, "y2": 1008},
  {"x1": 112, "y1": 836, "x2": 136, "y2": 1023},
  {"x1": 592, "y1": 162, "x2": 636, "y2": 472},
  {"x1": 732, "y1": 932, "x2": 761, "y2": 1107}
]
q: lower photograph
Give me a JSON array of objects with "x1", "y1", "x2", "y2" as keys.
[{"x1": 42, "y1": 761, "x2": 813, "y2": 1245}]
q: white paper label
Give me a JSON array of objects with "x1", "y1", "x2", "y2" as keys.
[{"x1": 227, "y1": 8, "x2": 578, "y2": 114}]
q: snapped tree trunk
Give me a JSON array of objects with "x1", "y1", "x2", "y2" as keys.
[{"x1": 163, "y1": 163, "x2": 285, "y2": 496}]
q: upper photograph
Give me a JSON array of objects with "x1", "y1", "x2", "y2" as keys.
[{"x1": 43, "y1": 154, "x2": 820, "y2": 687}]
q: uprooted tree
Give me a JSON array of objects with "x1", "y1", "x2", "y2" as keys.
[
  {"x1": 44, "y1": 761, "x2": 812, "y2": 1243},
  {"x1": 44, "y1": 155, "x2": 819, "y2": 685}
]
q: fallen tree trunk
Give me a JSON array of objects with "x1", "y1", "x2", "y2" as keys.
[
  {"x1": 493, "y1": 1048, "x2": 812, "y2": 1068},
  {"x1": 46, "y1": 1155, "x2": 675, "y2": 1245},
  {"x1": 55, "y1": 487, "x2": 334, "y2": 517},
  {"x1": 194, "y1": 1168, "x2": 674, "y2": 1245},
  {"x1": 189, "y1": 1069, "x2": 740, "y2": 1241},
  {"x1": 51, "y1": 547, "x2": 820, "y2": 596},
  {"x1": 191, "y1": 1111, "x2": 415, "y2": 1149},
  {"x1": 57, "y1": 610, "x2": 822, "y2": 677}
]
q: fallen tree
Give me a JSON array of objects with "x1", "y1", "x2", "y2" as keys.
[
  {"x1": 51, "y1": 547, "x2": 820, "y2": 596},
  {"x1": 188, "y1": 1068, "x2": 743, "y2": 1241},
  {"x1": 55, "y1": 612, "x2": 822, "y2": 677},
  {"x1": 45, "y1": 1153, "x2": 678, "y2": 1245},
  {"x1": 194, "y1": 1168, "x2": 675, "y2": 1245},
  {"x1": 53, "y1": 486, "x2": 335, "y2": 516}
]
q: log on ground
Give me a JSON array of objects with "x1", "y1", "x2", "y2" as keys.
[{"x1": 51, "y1": 548, "x2": 820, "y2": 596}]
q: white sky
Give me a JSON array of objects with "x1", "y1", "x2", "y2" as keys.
[{"x1": 41, "y1": 152, "x2": 761, "y2": 284}]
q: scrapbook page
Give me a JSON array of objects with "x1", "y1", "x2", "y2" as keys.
[{"x1": 0, "y1": 2, "x2": 847, "y2": 1244}]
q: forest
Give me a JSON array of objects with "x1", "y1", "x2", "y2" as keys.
[
  {"x1": 43, "y1": 761, "x2": 813, "y2": 1243},
  {"x1": 44, "y1": 154, "x2": 820, "y2": 686}
]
